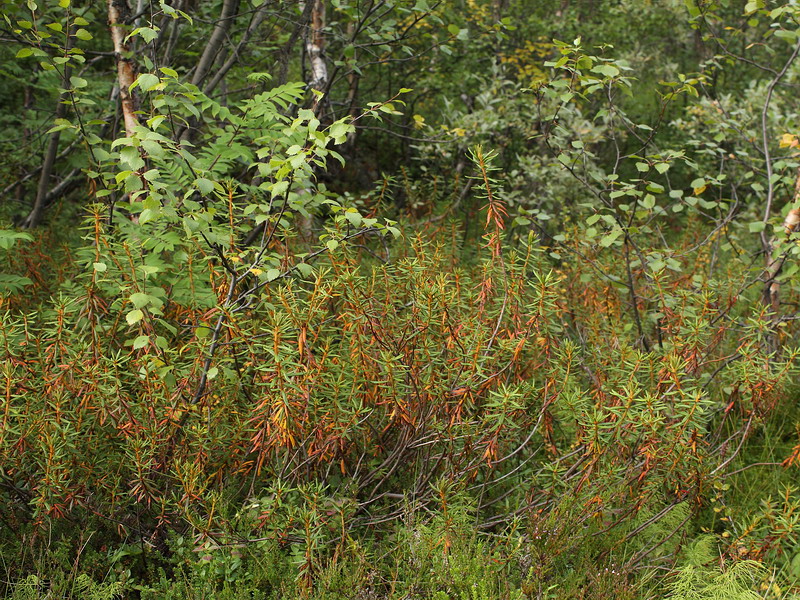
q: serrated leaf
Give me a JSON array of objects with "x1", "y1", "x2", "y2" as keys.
[
  {"x1": 130, "y1": 292, "x2": 150, "y2": 308},
  {"x1": 120, "y1": 146, "x2": 145, "y2": 171},
  {"x1": 137, "y1": 27, "x2": 159, "y2": 43},
  {"x1": 600, "y1": 228, "x2": 623, "y2": 247},
  {"x1": 135, "y1": 73, "x2": 159, "y2": 92},
  {"x1": 194, "y1": 177, "x2": 215, "y2": 194},
  {"x1": 270, "y1": 180, "x2": 289, "y2": 198},
  {"x1": 344, "y1": 211, "x2": 362, "y2": 227},
  {"x1": 592, "y1": 64, "x2": 619, "y2": 77},
  {"x1": 126, "y1": 309, "x2": 144, "y2": 325}
]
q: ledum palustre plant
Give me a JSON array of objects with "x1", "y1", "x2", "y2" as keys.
[{"x1": 3, "y1": 0, "x2": 800, "y2": 599}]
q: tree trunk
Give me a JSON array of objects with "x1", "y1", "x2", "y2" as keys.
[
  {"x1": 108, "y1": 0, "x2": 139, "y2": 137},
  {"x1": 191, "y1": 0, "x2": 241, "y2": 89},
  {"x1": 22, "y1": 96, "x2": 67, "y2": 228},
  {"x1": 306, "y1": 0, "x2": 328, "y2": 110},
  {"x1": 764, "y1": 192, "x2": 800, "y2": 314},
  {"x1": 203, "y1": 2, "x2": 268, "y2": 95},
  {"x1": 21, "y1": 39, "x2": 72, "y2": 227},
  {"x1": 276, "y1": 1, "x2": 315, "y2": 86}
]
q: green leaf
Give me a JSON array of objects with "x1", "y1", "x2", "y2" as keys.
[
  {"x1": 592, "y1": 64, "x2": 619, "y2": 78},
  {"x1": 270, "y1": 180, "x2": 289, "y2": 199},
  {"x1": 344, "y1": 210, "x2": 362, "y2": 227},
  {"x1": 140, "y1": 139, "x2": 165, "y2": 158},
  {"x1": 137, "y1": 27, "x2": 159, "y2": 43},
  {"x1": 15, "y1": 48, "x2": 33, "y2": 58},
  {"x1": 744, "y1": 0, "x2": 762, "y2": 14},
  {"x1": 133, "y1": 335, "x2": 150, "y2": 350},
  {"x1": 194, "y1": 178, "x2": 215, "y2": 195},
  {"x1": 749, "y1": 221, "x2": 766, "y2": 233},
  {"x1": 600, "y1": 228, "x2": 623, "y2": 247},
  {"x1": 126, "y1": 309, "x2": 144, "y2": 325},
  {"x1": 46, "y1": 118, "x2": 73, "y2": 134},
  {"x1": 690, "y1": 177, "x2": 706, "y2": 189},
  {"x1": 130, "y1": 292, "x2": 150, "y2": 308},
  {"x1": 0, "y1": 230, "x2": 34, "y2": 250},
  {"x1": 329, "y1": 120, "x2": 353, "y2": 143},
  {"x1": 120, "y1": 146, "x2": 145, "y2": 171},
  {"x1": 135, "y1": 73, "x2": 159, "y2": 92},
  {"x1": 74, "y1": 28, "x2": 92, "y2": 41}
]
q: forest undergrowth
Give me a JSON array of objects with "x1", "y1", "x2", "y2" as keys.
[{"x1": 3, "y1": 0, "x2": 800, "y2": 598}]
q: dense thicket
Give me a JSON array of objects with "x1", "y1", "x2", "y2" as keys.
[{"x1": 2, "y1": 0, "x2": 800, "y2": 598}]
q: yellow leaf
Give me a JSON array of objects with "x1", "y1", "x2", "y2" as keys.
[
  {"x1": 693, "y1": 185, "x2": 707, "y2": 195},
  {"x1": 780, "y1": 133, "x2": 798, "y2": 148}
]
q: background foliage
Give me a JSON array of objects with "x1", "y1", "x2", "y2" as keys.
[{"x1": 3, "y1": 0, "x2": 800, "y2": 598}]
